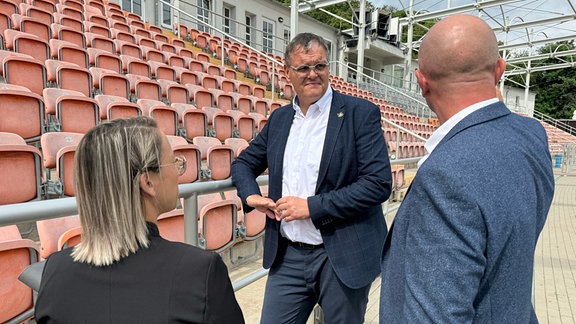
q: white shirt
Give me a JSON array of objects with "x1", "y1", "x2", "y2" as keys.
[
  {"x1": 418, "y1": 98, "x2": 499, "y2": 168},
  {"x1": 280, "y1": 87, "x2": 333, "y2": 245}
]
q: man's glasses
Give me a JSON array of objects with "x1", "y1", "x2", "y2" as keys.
[
  {"x1": 160, "y1": 155, "x2": 187, "y2": 176},
  {"x1": 289, "y1": 62, "x2": 329, "y2": 76}
]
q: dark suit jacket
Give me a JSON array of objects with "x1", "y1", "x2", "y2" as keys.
[
  {"x1": 380, "y1": 102, "x2": 555, "y2": 323},
  {"x1": 231, "y1": 89, "x2": 392, "y2": 289},
  {"x1": 35, "y1": 222, "x2": 244, "y2": 324}
]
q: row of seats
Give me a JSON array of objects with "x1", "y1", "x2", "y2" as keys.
[{"x1": 0, "y1": 131, "x2": 254, "y2": 204}]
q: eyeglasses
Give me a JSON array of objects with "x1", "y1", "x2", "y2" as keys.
[
  {"x1": 160, "y1": 155, "x2": 187, "y2": 176},
  {"x1": 289, "y1": 62, "x2": 329, "y2": 76}
]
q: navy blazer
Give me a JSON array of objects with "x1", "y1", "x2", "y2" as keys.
[
  {"x1": 380, "y1": 102, "x2": 555, "y2": 323},
  {"x1": 231, "y1": 89, "x2": 392, "y2": 289}
]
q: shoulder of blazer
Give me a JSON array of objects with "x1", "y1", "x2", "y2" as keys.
[{"x1": 443, "y1": 101, "x2": 510, "y2": 142}]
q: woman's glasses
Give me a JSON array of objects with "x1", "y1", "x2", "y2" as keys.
[{"x1": 160, "y1": 155, "x2": 187, "y2": 176}]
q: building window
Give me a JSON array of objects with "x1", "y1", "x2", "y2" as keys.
[
  {"x1": 122, "y1": 0, "x2": 141, "y2": 16},
  {"x1": 161, "y1": 0, "x2": 171, "y2": 27},
  {"x1": 197, "y1": 0, "x2": 210, "y2": 32},
  {"x1": 223, "y1": 6, "x2": 231, "y2": 38},
  {"x1": 263, "y1": 19, "x2": 274, "y2": 54},
  {"x1": 245, "y1": 15, "x2": 252, "y2": 46}
]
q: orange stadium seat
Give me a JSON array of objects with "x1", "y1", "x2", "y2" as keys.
[
  {"x1": 149, "y1": 60, "x2": 176, "y2": 81},
  {"x1": 49, "y1": 39, "x2": 88, "y2": 68},
  {"x1": 120, "y1": 54, "x2": 150, "y2": 77},
  {"x1": 202, "y1": 107, "x2": 234, "y2": 141},
  {"x1": 87, "y1": 47, "x2": 122, "y2": 73},
  {"x1": 177, "y1": 104, "x2": 208, "y2": 142},
  {"x1": 126, "y1": 73, "x2": 161, "y2": 101},
  {"x1": 83, "y1": 20, "x2": 111, "y2": 38},
  {"x1": 4, "y1": 29, "x2": 50, "y2": 61},
  {"x1": 94, "y1": 94, "x2": 140, "y2": 120},
  {"x1": 174, "y1": 66, "x2": 198, "y2": 85},
  {"x1": 90, "y1": 67, "x2": 130, "y2": 98},
  {"x1": 136, "y1": 98, "x2": 179, "y2": 136},
  {"x1": 52, "y1": 12, "x2": 83, "y2": 31},
  {"x1": 11, "y1": 14, "x2": 51, "y2": 41},
  {"x1": 42, "y1": 88, "x2": 98, "y2": 133},
  {"x1": 167, "y1": 135, "x2": 201, "y2": 184},
  {"x1": 40, "y1": 131, "x2": 83, "y2": 196},
  {"x1": 157, "y1": 208, "x2": 186, "y2": 243},
  {"x1": 0, "y1": 84, "x2": 45, "y2": 142},
  {"x1": 19, "y1": 3, "x2": 53, "y2": 25},
  {"x1": 0, "y1": 0, "x2": 19, "y2": 15},
  {"x1": 36, "y1": 215, "x2": 80, "y2": 258},
  {"x1": 50, "y1": 23, "x2": 85, "y2": 48},
  {"x1": 45, "y1": 59, "x2": 92, "y2": 96},
  {"x1": 227, "y1": 110, "x2": 255, "y2": 142},
  {"x1": 141, "y1": 45, "x2": 164, "y2": 63},
  {"x1": 192, "y1": 136, "x2": 234, "y2": 180},
  {"x1": 157, "y1": 79, "x2": 189, "y2": 104},
  {"x1": 0, "y1": 144, "x2": 43, "y2": 204},
  {"x1": 113, "y1": 39, "x2": 141, "y2": 59},
  {"x1": 0, "y1": 225, "x2": 40, "y2": 324},
  {"x1": 198, "y1": 198, "x2": 238, "y2": 252},
  {"x1": 224, "y1": 137, "x2": 250, "y2": 158}
]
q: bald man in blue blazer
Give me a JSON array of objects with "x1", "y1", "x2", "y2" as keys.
[{"x1": 379, "y1": 14, "x2": 555, "y2": 323}]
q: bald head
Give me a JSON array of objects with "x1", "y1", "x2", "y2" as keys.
[{"x1": 418, "y1": 14, "x2": 500, "y2": 82}]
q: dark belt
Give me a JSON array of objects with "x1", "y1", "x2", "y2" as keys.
[{"x1": 282, "y1": 236, "x2": 324, "y2": 250}]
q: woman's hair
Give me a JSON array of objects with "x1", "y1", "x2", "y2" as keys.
[{"x1": 71, "y1": 117, "x2": 162, "y2": 266}]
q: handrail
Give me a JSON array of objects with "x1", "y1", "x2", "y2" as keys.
[
  {"x1": 159, "y1": 0, "x2": 283, "y2": 100},
  {"x1": 533, "y1": 110, "x2": 576, "y2": 138},
  {"x1": 331, "y1": 61, "x2": 434, "y2": 119}
]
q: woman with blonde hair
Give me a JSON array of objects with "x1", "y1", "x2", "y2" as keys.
[{"x1": 35, "y1": 117, "x2": 244, "y2": 323}]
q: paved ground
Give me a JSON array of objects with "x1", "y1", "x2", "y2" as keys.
[{"x1": 231, "y1": 163, "x2": 576, "y2": 323}]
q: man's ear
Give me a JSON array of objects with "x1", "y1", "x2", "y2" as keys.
[
  {"x1": 495, "y1": 58, "x2": 506, "y2": 84},
  {"x1": 415, "y1": 69, "x2": 429, "y2": 97},
  {"x1": 139, "y1": 172, "x2": 155, "y2": 197}
]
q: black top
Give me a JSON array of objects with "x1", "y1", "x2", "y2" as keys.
[{"x1": 35, "y1": 222, "x2": 244, "y2": 324}]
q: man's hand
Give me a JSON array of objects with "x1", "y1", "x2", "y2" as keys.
[
  {"x1": 246, "y1": 194, "x2": 277, "y2": 220},
  {"x1": 276, "y1": 196, "x2": 310, "y2": 222}
]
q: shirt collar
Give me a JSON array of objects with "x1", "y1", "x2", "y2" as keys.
[
  {"x1": 292, "y1": 85, "x2": 333, "y2": 115},
  {"x1": 418, "y1": 98, "x2": 499, "y2": 168}
]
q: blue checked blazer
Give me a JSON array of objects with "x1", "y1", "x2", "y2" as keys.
[
  {"x1": 380, "y1": 102, "x2": 555, "y2": 323},
  {"x1": 231, "y1": 89, "x2": 392, "y2": 289}
]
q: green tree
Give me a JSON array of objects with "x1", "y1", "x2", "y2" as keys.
[
  {"x1": 530, "y1": 41, "x2": 576, "y2": 119},
  {"x1": 274, "y1": 0, "x2": 373, "y2": 30}
]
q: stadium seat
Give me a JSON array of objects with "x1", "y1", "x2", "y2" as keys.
[
  {"x1": 0, "y1": 131, "x2": 26, "y2": 145},
  {"x1": 4, "y1": 29, "x2": 50, "y2": 61},
  {"x1": 215, "y1": 91, "x2": 235, "y2": 111},
  {"x1": 198, "y1": 198, "x2": 238, "y2": 252},
  {"x1": 113, "y1": 39, "x2": 141, "y2": 59},
  {"x1": 253, "y1": 98, "x2": 268, "y2": 116},
  {"x1": 111, "y1": 26, "x2": 133, "y2": 41},
  {"x1": 249, "y1": 112, "x2": 267, "y2": 132},
  {"x1": 0, "y1": 0, "x2": 19, "y2": 15},
  {"x1": 167, "y1": 136, "x2": 201, "y2": 184},
  {"x1": 176, "y1": 104, "x2": 208, "y2": 141},
  {"x1": 19, "y1": 3, "x2": 53, "y2": 25},
  {"x1": 224, "y1": 137, "x2": 249, "y2": 158},
  {"x1": 11, "y1": 14, "x2": 51, "y2": 41},
  {"x1": 52, "y1": 12, "x2": 83, "y2": 31},
  {"x1": 198, "y1": 73, "x2": 218, "y2": 89},
  {"x1": 149, "y1": 60, "x2": 176, "y2": 81},
  {"x1": 49, "y1": 39, "x2": 88, "y2": 68},
  {"x1": 87, "y1": 49, "x2": 120, "y2": 73},
  {"x1": 126, "y1": 73, "x2": 161, "y2": 101},
  {"x1": 226, "y1": 110, "x2": 255, "y2": 141},
  {"x1": 224, "y1": 188, "x2": 266, "y2": 240},
  {"x1": 45, "y1": 59, "x2": 92, "y2": 96},
  {"x1": 84, "y1": 10, "x2": 108, "y2": 27},
  {"x1": 90, "y1": 67, "x2": 130, "y2": 98},
  {"x1": 157, "y1": 79, "x2": 189, "y2": 104},
  {"x1": 174, "y1": 66, "x2": 198, "y2": 85},
  {"x1": 94, "y1": 94, "x2": 140, "y2": 120},
  {"x1": 54, "y1": 3, "x2": 82, "y2": 21},
  {"x1": 136, "y1": 98, "x2": 178, "y2": 135},
  {"x1": 0, "y1": 144, "x2": 43, "y2": 204},
  {"x1": 42, "y1": 88, "x2": 98, "y2": 133},
  {"x1": 40, "y1": 131, "x2": 83, "y2": 196},
  {"x1": 50, "y1": 23, "x2": 85, "y2": 48},
  {"x1": 157, "y1": 208, "x2": 185, "y2": 243},
  {"x1": 202, "y1": 107, "x2": 234, "y2": 141},
  {"x1": 189, "y1": 87, "x2": 215, "y2": 110},
  {"x1": 58, "y1": 0, "x2": 82, "y2": 11},
  {"x1": 0, "y1": 84, "x2": 45, "y2": 142},
  {"x1": 57, "y1": 226, "x2": 82, "y2": 250},
  {"x1": 0, "y1": 225, "x2": 40, "y2": 324},
  {"x1": 162, "y1": 51, "x2": 186, "y2": 68},
  {"x1": 192, "y1": 136, "x2": 234, "y2": 180},
  {"x1": 120, "y1": 54, "x2": 150, "y2": 77},
  {"x1": 36, "y1": 215, "x2": 80, "y2": 258},
  {"x1": 230, "y1": 93, "x2": 252, "y2": 114},
  {"x1": 84, "y1": 32, "x2": 115, "y2": 54},
  {"x1": 83, "y1": 20, "x2": 111, "y2": 38}
]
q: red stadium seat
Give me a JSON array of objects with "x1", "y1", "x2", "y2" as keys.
[
  {"x1": 0, "y1": 144, "x2": 43, "y2": 204},
  {"x1": 40, "y1": 131, "x2": 83, "y2": 196},
  {"x1": 42, "y1": 88, "x2": 98, "y2": 133},
  {"x1": 45, "y1": 59, "x2": 91, "y2": 96},
  {"x1": 0, "y1": 84, "x2": 45, "y2": 142}
]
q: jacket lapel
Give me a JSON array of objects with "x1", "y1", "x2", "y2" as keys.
[{"x1": 315, "y1": 91, "x2": 346, "y2": 192}]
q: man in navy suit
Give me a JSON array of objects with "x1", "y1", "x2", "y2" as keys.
[
  {"x1": 379, "y1": 14, "x2": 555, "y2": 323},
  {"x1": 232, "y1": 33, "x2": 392, "y2": 323}
]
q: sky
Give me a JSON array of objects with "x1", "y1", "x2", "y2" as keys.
[{"x1": 369, "y1": 0, "x2": 576, "y2": 49}]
